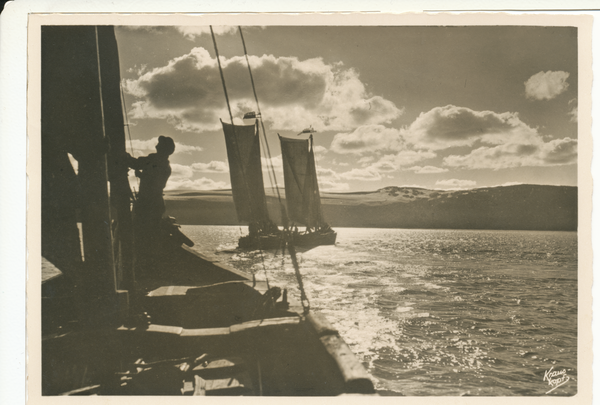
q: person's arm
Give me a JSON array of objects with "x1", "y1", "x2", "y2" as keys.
[{"x1": 125, "y1": 153, "x2": 148, "y2": 171}]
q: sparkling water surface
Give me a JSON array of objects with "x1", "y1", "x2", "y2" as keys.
[{"x1": 180, "y1": 226, "x2": 577, "y2": 396}]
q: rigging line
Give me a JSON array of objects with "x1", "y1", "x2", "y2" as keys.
[
  {"x1": 211, "y1": 26, "x2": 234, "y2": 126},
  {"x1": 239, "y1": 26, "x2": 308, "y2": 313},
  {"x1": 110, "y1": 25, "x2": 138, "y2": 199},
  {"x1": 94, "y1": 28, "x2": 108, "y2": 143},
  {"x1": 120, "y1": 84, "x2": 136, "y2": 158},
  {"x1": 239, "y1": 26, "x2": 287, "y2": 224},
  {"x1": 309, "y1": 134, "x2": 325, "y2": 226},
  {"x1": 211, "y1": 26, "x2": 260, "y2": 225},
  {"x1": 257, "y1": 124, "x2": 276, "y2": 203},
  {"x1": 95, "y1": 26, "x2": 118, "y2": 289},
  {"x1": 239, "y1": 26, "x2": 287, "y2": 292},
  {"x1": 119, "y1": 83, "x2": 140, "y2": 193}
]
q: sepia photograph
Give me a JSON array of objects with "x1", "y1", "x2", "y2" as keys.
[{"x1": 23, "y1": 10, "x2": 592, "y2": 403}]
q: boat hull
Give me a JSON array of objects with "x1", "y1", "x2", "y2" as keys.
[
  {"x1": 295, "y1": 230, "x2": 337, "y2": 247},
  {"x1": 238, "y1": 230, "x2": 337, "y2": 250}
]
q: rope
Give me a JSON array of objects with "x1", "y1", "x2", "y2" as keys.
[
  {"x1": 309, "y1": 134, "x2": 325, "y2": 227},
  {"x1": 211, "y1": 27, "x2": 235, "y2": 126},
  {"x1": 94, "y1": 26, "x2": 118, "y2": 290},
  {"x1": 238, "y1": 26, "x2": 288, "y2": 228},
  {"x1": 119, "y1": 83, "x2": 140, "y2": 194},
  {"x1": 120, "y1": 85, "x2": 136, "y2": 157},
  {"x1": 211, "y1": 27, "x2": 263, "y2": 229},
  {"x1": 212, "y1": 27, "x2": 277, "y2": 297},
  {"x1": 94, "y1": 27, "x2": 108, "y2": 143},
  {"x1": 238, "y1": 26, "x2": 310, "y2": 313}
]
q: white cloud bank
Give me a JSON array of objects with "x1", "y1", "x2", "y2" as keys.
[
  {"x1": 524, "y1": 71, "x2": 570, "y2": 100},
  {"x1": 568, "y1": 98, "x2": 578, "y2": 123},
  {"x1": 435, "y1": 179, "x2": 477, "y2": 189},
  {"x1": 408, "y1": 166, "x2": 449, "y2": 174},
  {"x1": 166, "y1": 163, "x2": 229, "y2": 190},
  {"x1": 176, "y1": 26, "x2": 238, "y2": 40},
  {"x1": 443, "y1": 137, "x2": 577, "y2": 170},
  {"x1": 329, "y1": 105, "x2": 577, "y2": 176},
  {"x1": 124, "y1": 48, "x2": 402, "y2": 133},
  {"x1": 330, "y1": 125, "x2": 403, "y2": 155},
  {"x1": 191, "y1": 160, "x2": 229, "y2": 173},
  {"x1": 403, "y1": 105, "x2": 535, "y2": 151},
  {"x1": 130, "y1": 137, "x2": 202, "y2": 155}
]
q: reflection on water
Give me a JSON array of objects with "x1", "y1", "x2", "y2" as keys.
[{"x1": 181, "y1": 226, "x2": 577, "y2": 396}]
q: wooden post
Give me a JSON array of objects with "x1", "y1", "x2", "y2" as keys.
[{"x1": 42, "y1": 26, "x2": 129, "y2": 325}]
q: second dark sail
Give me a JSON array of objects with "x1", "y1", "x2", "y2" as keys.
[{"x1": 279, "y1": 134, "x2": 336, "y2": 246}]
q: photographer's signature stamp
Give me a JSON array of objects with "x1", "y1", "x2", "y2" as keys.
[{"x1": 543, "y1": 366, "x2": 570, "y2": 394}]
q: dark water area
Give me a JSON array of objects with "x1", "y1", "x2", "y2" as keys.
[{"x1": 180, "y1": 226, "x2": 578, "y2": 396}]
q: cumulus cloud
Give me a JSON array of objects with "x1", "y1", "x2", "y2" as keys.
[
  {"x1": 313, "y1": 145, "x2": 328, "y2": 156},
  {"x1": 443, "y1": 137, "x2": 577, "y2": 170},
  {"x1": 568, "y1": 98, "x2": 578, "y2": 123},
  {"x1": 364, "y1": 151, "x2": 436, "y2": 173},
  {"x1": 170, "y1": 163, "x2": 194, "y2": 180},
  {"x1": 317, "y1": 161, "x2": 394, "y2": 184},
  {"x1": 130, "y1": 137, "x2": 203, "y2": 155},
  {"x1": 316, "y1": 166, "x2": 340, "y2": 179},
  {"x1": 369, "y1": 160, "x2": 397, "y2": 173},
  {"x1": 525, "y1": 71, "x2": 570, "y2": 100},
  {"x1": 435, "y1": 179, "x2": 476, "y2": 189},
  {"x1": 124, "y1": 48, "x2": 402, "y2": 132},
  {"x1": 176, "y1": 26, "x2": 237, "y2": 40},
  {"x1": 120, "y1": 26, "x2": 170, "y2": 34},
  {"x1": 408, "y1": 165, "x2": 449, "y2": 174},
  {"x1": 120, "y1": 25, "x2": 237, "y2": 39},
  {"x1": 403, "y1": 105, "x2": 537, "y2": 150},
  {"x1": 163, "y1": 163, "x2": 229, "y2": 190},
  {"x1": 391, "y1": 150, "x2": 437, "y2": 166},
  {"x1": 311, "y1": 165, "x2": 350, "y2": 191},
  {"x1": 401, "y1": 104, "x2": 577, "y2": 170},
  {"x1": 328, "y1": 104, "x2": 575, "y2": 173},
  {"x1": 539, "y1": 137, "x2": 578, "y2": 164},
  {"x1": 191, "y1": 160, "x2": 229, "y2": 173},
  {"x1": 167, "y1": 177, "x2": 229, "y2": 190},
  {"x1": 330, "y1": 125, "x2": 403, "y2": 155},
  {"x1": 261, "y1": 155, "x2": 283, "y2": 171},
  {"x1": 339, "y1": 167, "x2": 382, "y2": 181},
  {"x1": 318, "y1": 179, "x2": 350, "y2": 192}
]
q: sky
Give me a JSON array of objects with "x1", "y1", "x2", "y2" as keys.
[{"x1": 114, "y1": 25, "x2": 578, "y2": 192}]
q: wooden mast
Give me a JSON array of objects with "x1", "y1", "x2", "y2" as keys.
[{"x1": 41, "y1": 25, "x2": 129, "y2": 326}]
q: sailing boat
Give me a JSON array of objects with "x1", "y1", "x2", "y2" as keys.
[
  {"x1": 279, "y1": 134, "x2": 337, "y2": 246},
  {"x1": 220, "y1": 121, "x2": 336, "y2": 249},
  {"x1": 220, "y1": 119, "x2": 283, "y2": 250}
]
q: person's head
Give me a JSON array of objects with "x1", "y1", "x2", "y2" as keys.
[{"x1": 156, "y1": 136, "x2": 175, "y2": 156}]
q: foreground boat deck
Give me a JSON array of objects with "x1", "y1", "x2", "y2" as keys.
[{"x1": 42, "y1": 245, "x2": 376, "y2": 396}]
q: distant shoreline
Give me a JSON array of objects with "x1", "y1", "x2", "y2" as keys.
[{"x1": 164, "y1": 184, "x2": 577, "y2": 232}]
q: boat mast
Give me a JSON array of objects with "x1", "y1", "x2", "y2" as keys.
[
  {"x1": 41, "y1": 26, "x2": 129, "y2": 325},
  {"x1": 308, "y1": 134, "x2": 326, "y2": 228},
  {"x1": 238, "y1": 27, "x2": 288, "y2": 228},
  {"x1": 212, "y1": 27, "x2": 270, "y2": 226}
]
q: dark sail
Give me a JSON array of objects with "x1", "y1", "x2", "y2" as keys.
[
  {"x1": 222, "y1": 120, "x2": 270, "y2": 223},
  {"x1": 279, "y1": 135, "x2": 324, "y2": 228}
]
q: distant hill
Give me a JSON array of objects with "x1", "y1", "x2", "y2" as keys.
[{"x1": 164, "y1": 184, "x2": 577, "y2": 231}]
